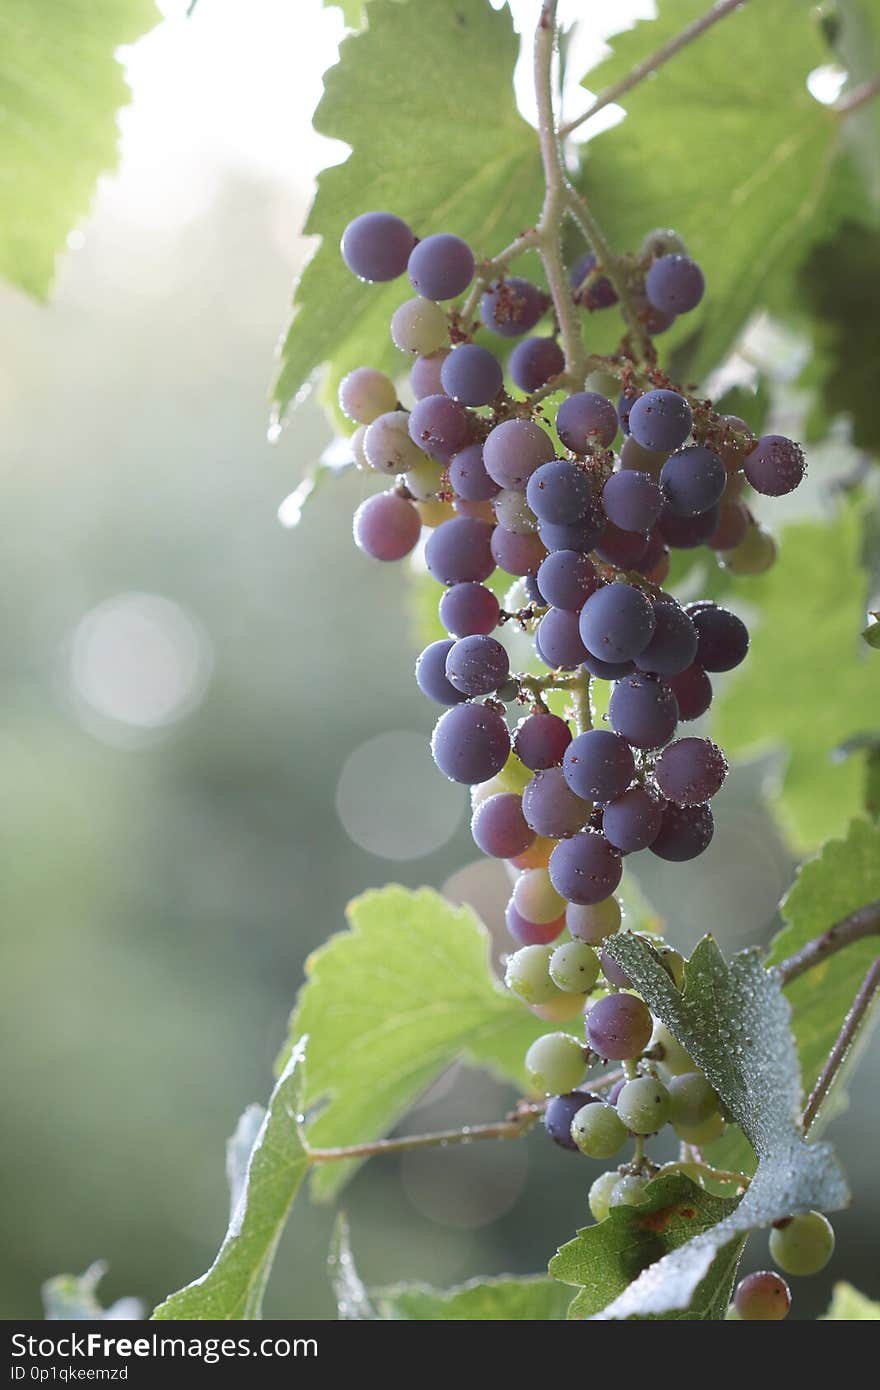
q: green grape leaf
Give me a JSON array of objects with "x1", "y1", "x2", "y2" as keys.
[
  {"x1": 822, "y1": 1282, "x2": 880, "y2": 1319},
  {"x1": 712, "y1": 502, "x2": 880, "y2": 849},
  {"x1": 768, "y1": 818, "x2": 880, "y2": 1106},
  {"x1": 277, "y1": 886, "x2": 556, "y2": 1200},
  {"x1": 1, "y1": 0, "x2": 159, "y2": 298},
  {"x1": 273, "y1": 0, "x2": 543, "y2": 423},
  {"x1": 592, "y1": 933, "x2": 849, "y2": 1319},
  {"x1": 43, "y1": 1264, "x2": 143, "y2": 1321},
  {"x1": 153, "y1": 1041, "x2": 309, "y2": 1320},
  {"x1": 575, "y1": 0, "x2": 851, "y2": 381},
  {"x1": 332, "y1": 1214, "x2": 570, "y2": 1320},
  {"x1": 550, "y1": 1174, "x2": 742, "y2": 1321}
]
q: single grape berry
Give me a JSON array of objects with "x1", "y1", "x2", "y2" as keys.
[
  {"x1": 570, "y1": 1102, "x2": 628, "y2": 1158},
  {"x1": 667, "y1": 1072, "x2": 718, "y2": 1129},
  {"x1": 471, "y1": 793, "x2": 535, "y2": 859},
  {"x1": 526, "y1": 460, "x2": 592, "y2": 525},
  {"x1": 439, "y1": 583, "x2": 500, "y2": 638},
  {"x1": 686, "y1": 603, "x2": 749, "y2": 672},
  {"x1": 341, "y1": 211, "x2": 415, "y2": 282},
  {"x1": 579, "y1": 584, "x2": 656, "y2": 664},
  {"x1": 569, "y1": 252, "x2": 618, "y2": 309},
  {"x1": 480, "y1": 277, "x2": 547, "y2": 337},
  {"x1": 431, "y1": 703, "x2": 510, "y2": 784},
  {"x1": 504, "y1": 944, "x2": 557, "y2": 1005},
  {"x1": 536, "y1": 607, "x2": 590, "y2": 670},
  {"x1": 537, "y1": 550, "x2": 598, "y2": 611},
  {"x1": 583, "y1": 652, "x2": 636, "y2": 682},
  {"x1": 491, "y1": 527, "x2": 547, "y2": 577},
  {"x1": 505, "y1": 899, "x2": 565, "y2": 946},
  {"x1": 445, "y1": 634, "x2": 509, "y2": 696},
  {"x1": 514, "y1": 712, "x2": 573, "y2": 770},
  {"x1": 550, "y1": 830, "x2": 623, "y2": 906},
  {"x1": 513, "y1": 867, "x2": 567, "y2": 925},
  {"x1": 566, "y1": 896, "x2": 621, "y2": 944},
  {"x1": 668, "y1": 664, "x2": 713, "y2": 721},
  {"x1": 408, "y1": 394, "x2": 471, "y2": 460},
  {"x1": 549, "y1": 940, "x2": 601, "y2": 993},
  {"x1": 586, "y1": 993, "x2": 653, "y2": 1060},
  {"x1": 525, "y1": 1032, "x2": 587, "y2": 1094},
  {"x1": 628, "y1": 390, "x2": 693, "y2": 453},
  {"x1": 650, "y1": 801, "x2": 714, "y2": 861},
  {"x1": 635, "y1": 598, "x2": 699, "y2": 677},
  {"x1": 494, "y1": 488, "x2": 539, "y2": 535},
  {"x1": 599, "y1": 950, "x2": 631, "y2": 988},
  {"x1": 609, "y1": 1175, "x2": 650, "y2": 1208},
  {"x1": 408, "y1": 233, "x2": 474, "y2": 300},
  {"x1": 563, "y1": 729, "x2": 635, "y2": 804},
  {"x1": 483, "y1": 418, "x2": 555, "y2": 490},
  {"x1": 769, "y1": 1212, "x2": 835, "y2": 1277},
  {"x1": 660, "y1": 446, "x2": 726, "y2": 517},
  {"x1": 744, "y1": 435, "x2": 805, "y2": 496},
  {"x1": 645, "y1": 253, "x2": 705, "y2": 314},
  {"x1": 658, "y1": 504, "x2": 720, "y2": 550},
  {"x1": 709, "y1": 500, "x2": 750, "y2": 551},
  {"x1": 339, "y1": 367, "x2": 398, "y2": 424},
  {"x1": 734, "y1": 1272, "x2": 791, "y2": 1321},
  {"x1": 650, "y1": 1022, "x2": 695, "y2": 1076},
  {"x1": 441, "y1": 344, "x2": 503, "y2": 406},
  {"x1": 353, "y1": 491, "x2": 421, "y2": 562},
  {"x1": 544, "y1": 1090, "x2": 600, "y2": 1151},
  {"x1": 538, "y1": 513, "x2": 604, "y2": 555},
  {"x1": 556, "y1": 391, "x2": 619, "y2": 452},
  {"x1": 602, "y1": 786, "x2": 664, "y2": 852},
  {"x1": 589, "y1": 1169, "x2": 621, "y2": 1222},
  {"x1": 640, "y1": 227, "x2": 687, "y2": 258},
  {"x1": 608, "y1": 672, "x2": 679, "y2": 749},
  {"x1": 425, "y1": 517, "x2": 495, "y2": 584},
  {"x1": 522, "y1": 766, "x2": 590, "y2": 839},
  {"x1": 410, "y1": 350, "x2": 450, "y2": 400},
  {"x1": 415, "y1": 639, "x2": 468, "y2": 705},
  {"x1": 654, "y1": 737, "x2": 728, "y2": 804},
  {"x1": 603, "y1": 471, "x2": 664, "y2": 533},
  {"x1": 364, "y1": 410, "x2": 428, "y2": 473},
  {"x1": 722, "y1": 521, "x2": 778, "y2": 575},
  {"x1": 509, "y1": 336, "x2": 566, "y2": 392},
  {"x1": 391, "y1": 297, "x2": 448, "y2": 356},
  {"x1": 674, "y1": 1110, "x2": 724, "y2": 1146},
  {"x1": 619, "y1": 434, "x2": 667, "y2": 475}
]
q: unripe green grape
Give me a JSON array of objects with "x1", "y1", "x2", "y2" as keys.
[
  {"x1": 674, "y1": 1109, "x2": 725, "y2": 1146},
  {"x1": 531, "y1": 992, "x2": 586, "y2": 1022},
  {"x1": 494, "y1": 489, "x2": 539, "y2": 535},
  {"x1": 407, "y1": 455, "x2": 447, "y2": 500},
  {"x1": 391, "y1": 297, "x2": 449, "y2": 355},
  {"x1": 722, "y1": 521, "x2": 778, "y2": 576},
  {"x1": 650, "y1": 1021, "x2": 695, "y2": 1076},
  {"x1": 566, "y1": 896, "x2": 621, "y2": 945},
  {"x1": 570, "y1": 1101, "x2": 628, "y2": 1159},
  {"x1": 525, "y1": 1032, "x2": 587, "y2": 1094},
  {"x1": 584, "y1": 368, "x2": 619, "y2": 399},
  {"x1": 769, "y1": 1211, "x2": 835, "y2": 1277},
  {"x1": 656, "y1": 944, "x2": 685, "y2": 989},
  {"x1": 616, "y1": 1076, "x2": 671, "y2": 1134},
  {"x1": 667, "y1": 1072, "x2": 718, "y2": 1128},
  {"x1": 610, "y1": 1174, "x2": 650, "y2": 1208},
  {"x1": 364, "y1": 410, "x2": 426, "y2": 474},
  {"x1": 640, "y1": 227, "x2": 687, "y2": 259},
  {"x1": 549, "y1": 940, "x2": 600, "y2": 993},
  {"x1": 734, "y1": 1271, "x2": 791, "y2": 1320},
  {"x1": 588, "y1": 1169, "x2": 621, "y2": 1223},
  {"x1": 416, "y1": 497, "x2": 455, "y2": 527},
  {"x1": 513, "y1": 867, "x2": 567, "y2": 925},
  {"x1": 496, "y1": 753, "x2": 533, "y2": 796},
  {"x1": 504, "y1": 944, "x2": 557, "y2": 1004}
]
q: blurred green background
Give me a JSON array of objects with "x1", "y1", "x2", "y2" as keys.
[{"x1": 1, "y1": 0, "x2": 877, "y2": 1321}]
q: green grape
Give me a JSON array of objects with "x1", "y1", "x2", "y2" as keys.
[
  {"x1": 406, "y1": 455, "x2": 447, "y2": 500},
  {"x1": 640, "y1": 227, "x2": 687, "y2": 258},
  {"x1": 616, "y1": 1076, "x2": 671, "y2": 1134},
  {"x1": 667, "y1": 1072, "x2": 718, "y2": 1128},
  {"x1": 769, "y1": 1212, "x2": 835, "y2": 1277},
  {"x1": 390, "y1": 297, "x2": 448, "y2": 355},
  {"x1": 610, "y1": 1174, "x2": 649, "y2": 1208},
  {"x1": 504, "y1": 945, "x2": 557, "y2": 1005},
  {"x1": 513, "y1": 868, "x2": 567, "y2": 925},
  {"x1": 494, "y1": 489, "x2": 539, "y2": 535},
  {"x1": 584, "y1": 367, "x2": 620, "y2": 399},
  {"x1": 495, "y1": 752, "x2": 534, "y2": 796},
  {"x1": 588, "y1": 1170, "x2": 620, "y2": 1223},
  {"x1": 722, "y1": 521, "x2": 777, "y2": 576},
  {"x1": 650, "y1": 1021, "x2": 694, "y2": 1076},
  {"x1": 571, "y1": 1102, "x2": 628, "y2": 1159},
  {"x1": 549, "y1": 941, "x2": 600, "y2": 993},
  {"x1": 566, "y1": 896, "x2": 621, "y2": 945},
  {"x1": 530, "y1": 992, "x2": 586, "y2": 1022},
  {"x1": 656, "y1": 944, "x2": 685, "y2": 989},
  {"x1": 525, "y1": 1032, "x2": 586, "y2": 1094},
  {"x1": 674, "y1": 1110, "x2": 725, "y2": 1146},
  {"x1": 734, "y1": 1271, "x2": 791, "y2": 1320}
]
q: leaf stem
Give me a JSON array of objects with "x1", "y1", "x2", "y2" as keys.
[
  {"x1": 775, "y1": 899, "x2": 880, "y2": 986},
  {"x1": 802, "y1": 957, "x2": 880, "y2": 1133},
  {"x1": 558, "y1": 0, "x2": 748, "y2": 139},
  {"x1": 835, "y1": 74, "x2": 880, "y2": 116}
]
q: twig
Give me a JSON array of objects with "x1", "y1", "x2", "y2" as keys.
[
  {"x1": 803, "y1": 959, "x2": 880, "y2": 1133},
  {"x1": 308, "y1": 1107, "x2": 543, "y2": 1162},
  {"x1": 775, "y1": 900, "x2": 880, "y2": 986},
  {"x1": 559, "y1": 0, "x2": 748, "y2": 139},
  {"x1": 835, "y1": 74, "x2": 880, "y2": 117}
]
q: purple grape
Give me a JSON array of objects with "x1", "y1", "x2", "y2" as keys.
[
  {"x1": 556, "y1": 392, "x2": 619, "y2": 452},
  {"x1": 657, "y1": 504, "x2": 720, "y2": 549},
  {"x1": 660, "y1": 445, "x2": 725, "y2": 517},
  {"x1": 408, "y1": 394, "x2": 471, "y2": 460},
  {"x1": 602, "y1": 786, "x2": 664, "y2": 852},
  {"x1": 650, "y1": 801, "x2": 714, "y2": 861},
  {"x1": 505, "y1": 900, "x2": 565, "y2": 945},
  {"x1": 544, "y1": 1090, "x2": 601, "y2": 1150},
  {"x1": 594, "y1": 520, "x2": 650, "y2": 569},
  {"x1": 480, "y1": 278, "x2": 547, "y2": 337},
  {"x1": 634, "y1": 529, "x2": 670, "y2": 581},
  {"x1": 550, "y1": 830, "x2": 623, "y2": 905},
  {"x1": 341, "y1": 211, "x2": 415, "y2": 282},
  {"x1": 667, "y1": 664, "x2": 713, "y2": 722},
  {"x1": 608, "y1": 672, "x2": 679, "y2": 749},
  {"x1": 539, "y1": 514, "x2": 603, "y2": 554},
  {"x1": 446, "y1": 634, "x2": 510, "y2": 696},
  {"x1": 408, "y1": 233, "x2": 474, "y2": 300},
  {"x1": 537, "y1": 550, "x2": 598, "y2": 611},
  {"x1": 415, "y1": 639, "x2": 468, "y2": 705},
  {"x1": 410, "y1": 350, "x2": 450, "y2": 400},
  {"x1": 607, "y1": 1077, "x2": 626, "y2": 1105},
  {"x1": 431, "y1": 702, "x2": 510, "y2": 784},
  {"x1": 439, "y1": 582, "x2": 500, "y2": 637},
  {"x1": 536, "y1": 607, "x2": 590, "y2": 670},
  {"x1": 449, "y1": 442, "x2": 499, "y2": 502},
  {"x1": 603, "y1": 471, "x2": 663, "y2": 533},
  {"x1": 563, "y1": 729, "x2": 635, "y2": 804},
  {"x1": 654, "y1": 737, "x2": 728, "y2": 804},
  {"x1": 645, "y1": 254, "x2": 705, "y2": 315},
  {"x1": 524, "y1": 572, "x2": 546, "y2": 606},
  {"x1": 599, "y1": 949, "x2": 631, "y2": 987},
  {"x1": 514, "y1": 711, "x2": 572, "y2": 770},
  {"x1": 744, "y1": 435, "x2": 806, "y2": 496},
  {"x1": 483, "y1": 419, "x2": 555, "y2": 490},
  {"x1": 618, "y1": 392, "x2": 638, "y2": 436},
  {"x1": 491, "y1": 526, "x2": 547, "y2": 576},
  {"x1": 471, "y1": 792, "x2": 535, "y2": 859},
  {"x1": 522, "y1": 766, "x2": 590, "y2": 838},
  {"x1": 628, "y1": 390, "x2": 693, "y2": 453},
  {"x1": 708, "y1": 500, "x2": 749, "y2": 551},
  {"x1": 734, "y1": 1271, "x2": 791, "y2": 1321},
  {"x1": 686, "y1": 603, "x2": 749, "y2": 672},
  {"x1": 585, "y1": 993, "x2": 652, "y2": 1060},
  {"x1": 583, "y1": 652, "x2": 635, "y2": 681},
  {"x1": 569, "y1": 252, "x2": 618, "y2": 310},
  {"x1": 353, "y1": 491, "x2": 421, "y2": 561},
  {"x1": 579, "y1": 584, "x2": 656, "y2": 664},
  {"x1": 509, "y1": 337, "x2": 565, "y2": 392},
  {"x1": 425, "y1": 517, "x2": 495, "y2": 584},
  {"x1": 635, "y1": 598, "x2": 699, "y2": 677},
  {"x1": 441, "y1": 344, "x2": 503, "y2": 406},
  {"x1": 526, "y1": 460, "x2": 593, "y2": 525}
]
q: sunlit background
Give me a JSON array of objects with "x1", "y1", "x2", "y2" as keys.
[{"x1": 2, "y1": 0, "x2": 877, "y2": 1320}]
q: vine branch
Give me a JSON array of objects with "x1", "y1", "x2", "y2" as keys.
[
  {"x1": 802, "y1": 958, "x2": 880, "y2": 1133},
  {"x1": 775, "y1": 900, "x2": 880, "y2": 986}
]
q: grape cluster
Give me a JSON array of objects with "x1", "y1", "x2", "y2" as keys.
[{"x1": 338, "y1": 209, "x2": 808, "y2": 1221}]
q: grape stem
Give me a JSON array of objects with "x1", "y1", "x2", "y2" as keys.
[
  {"x1": 775, "y1": 898, "x2": 880, "y2": 985},
  {"x1": 802, "y1": 957, "x2": 880, "y2": 1134},
  {"x1": 558, "y1": 0, "x2": 748, "y2": 140}
]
